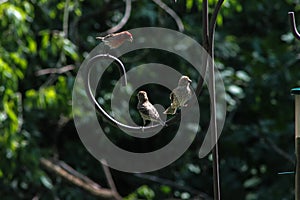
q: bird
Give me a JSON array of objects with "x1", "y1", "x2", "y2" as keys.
[
  {"x1": 163, "y1": 76, "x2": 193, "y2": 115},
  {"x1": 137, "y1": 91, "x2": 165, "y2": 127},
  {"x1": 96, "y1": 31, "x2": 133, "y2": 49}
]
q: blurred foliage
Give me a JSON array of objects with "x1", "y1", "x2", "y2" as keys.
[{"x1": 0, "y1": 0, "x2": 299, "y2": 199}]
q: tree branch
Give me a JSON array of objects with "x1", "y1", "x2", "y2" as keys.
[
  {"x1": 40, "y1": 157, "x2": 117, "y2": 199},
  {"x1": 35, "y1": 65, "x2": 75, "y2": 76},
  {"x1": 58, "y1": 160, "x2": 100, "y2": 188},
  {"x1": 101, "y1": 160, "x2": 122, "y2": 200},
  {"x1": 63, "y1": 0, "x2": 70, "y2": 38}
]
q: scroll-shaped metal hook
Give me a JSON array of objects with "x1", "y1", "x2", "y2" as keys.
[
  {"x1": 84, "y1": 54, "x2": 171, "y2": 134},
  {"x1": 289, "y1": 12, "x2": 300, "y2": 40}
]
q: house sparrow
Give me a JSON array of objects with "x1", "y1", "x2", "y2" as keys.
[
  {"x1": 137, "y1": 91, "x2": 165, "y2": 126},
  {"x1": 96, "y1": 31, "x2": 133, "y2": 49},
  {"x1": 163, "y1": 76, "x2": 192, "y2": 115}
]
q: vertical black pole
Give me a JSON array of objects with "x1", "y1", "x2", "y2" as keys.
[
  {"x1": 291, "y1": 88, "x2": 300, "y2": 200},
  {"x1": 288, "y1": 12, "x2": 300, "y2": 199}
]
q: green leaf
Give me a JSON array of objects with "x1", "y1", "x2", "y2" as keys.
[
  {"x1": 160, "y1": 185, "x2": 171, "y2": 194},
  {"x1": 26, "y1": 36, "x2": 37, "y2": 54},
  {"x1": 63, "y1": 42, "x2": 79, "y2": 60},
  {"x1": 4, "y1": 101, "x2": 17, "y2": 123},
  {"x1": 186, "y1": 0, "x2": 194, "y2": 11},
  {"x1": 137, "y1": 185, "x2": 155, "y2": 200}
]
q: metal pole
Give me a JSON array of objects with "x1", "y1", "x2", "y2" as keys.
[
  {"x1": 288, "y1": 12, "x2": 300, "y2": 200},
  {"x1": 291, "y1": 88, "x2": 300, "y2": 200}
]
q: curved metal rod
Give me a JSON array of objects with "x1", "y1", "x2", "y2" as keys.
[
  {"x1": 84, "y1": 54, "x2": 168, "y2": 133},
  {"x1": 152, "y1": 0, "x2": 184, "y2": 32},
  {"x1": 102, "y1": 0, "x2": 132, "y2": 35},
  {"x1": 289, "y1": 12, "x2": 300, "y2": 40}
]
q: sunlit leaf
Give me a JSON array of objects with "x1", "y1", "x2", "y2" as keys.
[
  {"x1": 160, "y1": 185, "x2": 171, "y2": 194},
  {"x1": 137, "y1": 185, "x2": 155, "y2": 200},
  {"x1": 186, "y1": 0, "x2": 194, "y2": 11},
  {"x1": 26, "y1": 36, "x2": 37, "y2": 54}
]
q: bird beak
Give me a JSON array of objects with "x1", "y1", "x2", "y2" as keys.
[{"x1": 188, "y1": 79, "x2": 192, "y2": 83}]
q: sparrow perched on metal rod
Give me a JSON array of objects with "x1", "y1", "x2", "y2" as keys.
[
  {"x1": 96, "y1": 31, "x2": 133, "y2": 49},
  {"x1": 137, "y1": 91, "x2": 165, "y2": 127},
  {"x1": 163, "y1": 76, "x2": 192, "y2": 115}
]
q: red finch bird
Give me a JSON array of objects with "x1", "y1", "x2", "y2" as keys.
[
  {"x1": 96, "y1": 31, "x2": 133, "y2": 49},
  {"x1": 137, "y1": 91, "x2": 165, "y2": 126},
  {"x1": 163, "y1": 76, "x2": 192, "y2": 115}
]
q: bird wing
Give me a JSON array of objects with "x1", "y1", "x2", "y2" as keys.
[
  {"x1": 143, "y1": 102, "x2": 160, "y2": 120},
  {"x1": 137, "y1": 102, "x2": 150, "y2": 121},
  {"x1": 170, "y1": 91, "x2": 176, "y2": 102},
  {"x1": 170, "y1": 89, "x2": 180, "y2": 105},
  {"x1": 96, "y1": 33, "x2": 114, "y2": 41},
  {"x1": 138, "y1": 103, "x2": 150, "y2": 116}
]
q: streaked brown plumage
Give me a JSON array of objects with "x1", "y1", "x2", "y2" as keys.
[
  {"x1": 137, "y1": 91, "x2": 165, "y2": 126},
  {"x1": 96, "y1": 31, "x2": 133, "y2": 49},
  {"x1": 163, "y1": 76, "x2": 192, "y2": 115}
]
